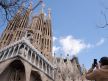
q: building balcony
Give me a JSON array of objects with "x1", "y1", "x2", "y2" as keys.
[{"x1": 0, "y1": 37, "x2": 54, "y2": 80}]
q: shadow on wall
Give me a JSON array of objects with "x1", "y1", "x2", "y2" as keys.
[
  {"x1": 0, "y1": 60, "x2": 26, "y2": 81},
  {"x1": 30, "y1": 71, "x2": 42, "y2": 81}
]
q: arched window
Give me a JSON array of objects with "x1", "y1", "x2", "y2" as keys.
[{"x1": 0, "y1": 60, "x2": 26, "y2": 81}]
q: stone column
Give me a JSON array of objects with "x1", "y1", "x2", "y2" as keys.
[
  {"x1": 34, "y1": 53, "x2": 36, "y2": 65},
  {"x1": 0, "y1": 51, "x2": 7, "y2": 61},
  {"x1": 47, "y1": 64, "x2": 49, "y2": 74},
  {"x1": 42, "y1": 59, "x2": 43, "y2": 70},
  {"x1": 22, "y1": 45, "x2": 26, "y2": 57},
  {"x1": 48, "y1": 66, "x2": 50, "y2": 75},
  {"x1": 52, "y1": 69, "x2": 54, "y2": 79},
  {"x1": 45, "y1": 63, "x2": 47, "y2": 73},
  {"x1": 26, "y1": 47, "x2": 29, "y2": 60},
  {"x1": 37, "y1": 56, "x2": 39, "y2": 67},
  {"x1": 37, "y1": 56, "x2": 40, "y2": 68},
  {"x1": 6, "y1": 48, "x2": 12, "y2": 59},
  {"x1": 11, "y1": 45, "x2": 16, "y2": 57},
  {"x1": 30, "y1": 51, "x2": 33, "y2": 62},
  {"x1": 16, "y1": 44, "x2": 21, "y2": 55},
  {"x1": 23, "y1": 60, "x2": 32, "y2": 81}
]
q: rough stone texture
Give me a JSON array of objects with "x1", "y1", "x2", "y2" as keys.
[
  {"x1": 0, "y1": 57, "x2": 53, "y2": 81},
  {"x1": 0, "y1": 5, "x2": 53, "y2": 62},
  {"x1": 54, "y1": 57, "x2": 89, "y2": 81},
  {"x1": 29, "y1": 12, "x2": 53, "y2": 62},
  {"x1": 0, "y1": 8, "x2": 30, "y2": 48},
  {"x1": 0, "y1": 2, "x2": 90, "y2": 81}
]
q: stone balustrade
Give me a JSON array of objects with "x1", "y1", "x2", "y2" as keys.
[{"x1": 0, "y1": 38, "x2": 54, "y2": 80}]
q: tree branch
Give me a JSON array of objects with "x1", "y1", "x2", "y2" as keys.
[{"x1": 97, "y1": 11, "x2": 108, "y2": 28}]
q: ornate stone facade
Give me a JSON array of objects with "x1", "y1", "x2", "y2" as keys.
[
  {"x1": 54, "y1": 56, "x2": 89, "y2": 81},
  {"x1": 0, "y1": 3, "x2": 52, "y2": 62},
  {"x1": 0, "y1": 1, "x2": 89, "y2": 81},
  {"x1": 0, "y1": 6, "x2": 30, "y2": 49},
  {"x1": 0, "y1": 38, "x2": 54, "y2": 81},
  {"x1": 29, "y1": 11, "x2": 53, "y2": 62},
  {"x1": 0, "y1": 2, "x2": 54, "y2": 81}
]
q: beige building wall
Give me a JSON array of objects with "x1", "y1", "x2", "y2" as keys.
[
  {"x1": 29, "y1": 11, "x2": 53, "y2": 62},
  {"x1": 54, "y1": 57, "x2": 90, "y2": 81},
  {"x1": 0, "y1": 58, "x2": 53, "y2": 81},
  {"x1": 0, "y1": 2, "x2": 90, "y2": 81},
  {"x1": 0, "y1": 8, "x2": 31, "y2": 49},
  {"x1": 0, "y1": 5, "x2": 53, "y2": 62}
]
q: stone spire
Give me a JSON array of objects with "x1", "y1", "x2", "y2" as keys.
[
  {"x1": 40, "y1": 2, "x2": 45, "y2": 14},
  {"x1": 66, "y1": 54, "x2": 70, "y2": 63},
  {"x1": 48, "y1": 8, "x2": 51, "y2": 19},
  {"x1": 67, "y1": 54, "x2": 69, "y2": 59},
  {"x1": 28, "y1": 0, "x2": 32, "y2": 11},
  {"x1": 17, "y1": 3, "x2": 25, "y2": 14},
  {"x1": 82, "y1": 64, "x2": 87, "y2": 75}
]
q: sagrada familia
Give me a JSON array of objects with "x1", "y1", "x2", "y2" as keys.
[{"x1": 0, "y1": 1, "x2": 90, "y2": 81}]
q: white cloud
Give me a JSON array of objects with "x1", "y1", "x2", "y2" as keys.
[
  {"x1": 96, "y1": 38, "x2": 105, "y2": 46},
  {"x1": 53, "y1": 36, "x2": 105, "y2": 57},
  {"x1": 53, "y1": 37, "x2": 57, "y2": 42},
  {"x1": 59, "y1": 36, "x2": 90, "y2": 56},
  {"x1": 52, "y1": 36, "x2": 60, "y2": 55},
  {"x1": 52, "y1": 46, "x2": 60, "y2": 54}
]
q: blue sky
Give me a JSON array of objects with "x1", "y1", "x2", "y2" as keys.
[
  {"x1": 0, "y1": 0, "x2": 108, "y2": 69},
  {"x1": 44, "y1": 0, "x2": 108, "y2": 69}
]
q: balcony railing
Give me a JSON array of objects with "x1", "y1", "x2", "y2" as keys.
[{"x1": 0, "y1": 37, "x2": 54, "y2": 80}]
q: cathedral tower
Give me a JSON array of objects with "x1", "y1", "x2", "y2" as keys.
[
  {"x1": 0, "y1": 1, "x2": 53, "y2": 62},
  {"x1": 0, "y1": 5, "x2": 31, "y2": 48},
  {"x1": 29, "y1": 7, "x2": 53, "y2": 61},
  {"x1": 0, "y1": 1, "x2": 54, "y2": 81}
]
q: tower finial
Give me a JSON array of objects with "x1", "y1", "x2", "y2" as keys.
[
  {"x1": 82, "y1": 64, "x2": 87, "y2": 75},
  {"x1": 67, "y1": 54, "x2": 69, "y2": 60},
  {"x1": 29, "y1": 0, "x2": 32, "y2": 10},
  {"x1": 48, "y1": 8, "x2": 51, "y2": 19},
  {"x1": 17, "y1": 3, "x2": 25, "y2": 14},
  {"x1": 41, "y1": 1, "x2": 45, "y2": 13}
]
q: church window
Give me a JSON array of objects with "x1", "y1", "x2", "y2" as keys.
[
  {"x1": 2, "y1": 33, "x2": 6, "y2": 40},
  {"x1": 7, "y1": 34, "x2": 13, "y2": 45},
  {"x1": 27, "y1": 33, "x2": 31, "y2": 37},
  {"x1": 37, "y1": 34, "x2": 39, "y2": 39},
  {"x1": 43, "y1": 28, "x2": 45, "y2": 34},
  {"x1": 44, "y1": 22, "x2": 46, "y2": 25},
  {"x1": 6, "y1": 34, "x2": 9, "y2": 40}
]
